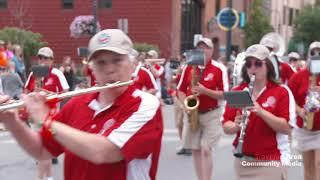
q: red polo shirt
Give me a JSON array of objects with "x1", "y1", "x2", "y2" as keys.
[
  {"x1": 25, "y1": 67, "x2": 69, "y2": 93},
  {"x1": 153, "y1": 64, "x2": 164, "y2": 77},
  {"x1": 41, "y1": 86, "x2": 163, "y2": 180},
  {"x1": 288, "y1": 69, "x2": 320, "y2": 130},
  {"x1": 132, "y1": 67, "x2": 158, "y2": 91},
  {"x1": 177, "y1": 60, "x2": 229, "y2": 112},
  {"x1": 280, "y1": 61, "x2": 295, "y2": 84},
  {"x1": 222, "y1": 81, "x2": 296, "y2": 162}
]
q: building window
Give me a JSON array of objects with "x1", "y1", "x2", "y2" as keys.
[
  {"x1": 62, "y1": 0, "x2": 74, "y2": 9},
  {"x1": 215, "y1": 0, "x2": 221, "y2": 15},
  {"x1": 289, "y1": 8, "x2": 294, "y2": 26},
  {"x1": 0, "y1": 0, "x2": 7, "y2": 9},
  {"x1": 181, "y1": 0, "x2": 202, "y2": 52},
  {"x1": 98, "y1": 0, "x2": 112, "y2": 9}
]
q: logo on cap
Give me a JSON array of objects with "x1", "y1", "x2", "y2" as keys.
[
  {"x1": 98, "y1": 33, "x2": 111, "y2": 44},
  {"x1": 248, "y1": 46, "x2": 258, "y2": 53}
]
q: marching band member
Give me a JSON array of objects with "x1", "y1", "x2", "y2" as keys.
[
  {"x1": 25, "y1": 47, "x2": 69, "y2": 93},
  {"x1": 173, "y1": 54, "x2": 191, "y2": 155},
  {"x1": 25, "y1": 46, "x2": 69, "y2": 180},
  {"x1": 145, "y1": 50, "x2": 164, "y2": 99},
  {"x1": 289, "y1": 41, "x2": 320, "y2": 180},
  {"x1": 177, "y1": 37, "x2": 229, "y2": 180},
  {"x1": 222, "y1": 44, "x2": 296, "y2": 180},
  {"x1": 130, "y1": 49, "x2": 158, "y2": 95},
  {"x1": 260, "y1": 37, "x2": 295, "y2": 84},
  {"x1": 0, "y1": 29, "x2": 163, "y2": 180},
  {"x1": 288, "y1": 52, "x2": 304, "y2": 72}
]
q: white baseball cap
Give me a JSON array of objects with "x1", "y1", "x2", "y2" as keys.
[
  {"x1": 260, "y1": 38, "x2": 276, "y2": 49},
  {"x1": 309, "y1": 41, "x2": 320, "y2": 51},
  {"x1": 245, "y1": 44, "x2": 270, "y2": 61},
  {"x1": 37, "y1": 47, "x2": 54, "y2": 58},
  {"x1": 288, "y1": 52, "x2": 300, "y2": 60},
  {"x1": 88, "y1": 29, "x2": 133, "y2": 60},
  {"x1": 147, "y1": 50, "x2": 159, "y2": 58},
  {"x1": 196, "y1": 37, "x2": 213, "y2": 49}
]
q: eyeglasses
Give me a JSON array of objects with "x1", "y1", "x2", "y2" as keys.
[
  {"x1": 245, "y1": 60, "x2": 264, "y2": 68},
  {"x1": 310, "y1": 51, "x2": 320, "y2": 57},
  {"x1": 38, "y1": 55, "x2": 50, "y2": 60}
]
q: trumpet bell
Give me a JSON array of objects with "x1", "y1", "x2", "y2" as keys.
[{"x1": 184, "y1": 95, "x2": 200, "y2": 131}]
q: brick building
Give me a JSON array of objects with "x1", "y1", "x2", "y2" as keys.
[{"x1": 0, "y1": 0, "x2": 247, "y2": 63}]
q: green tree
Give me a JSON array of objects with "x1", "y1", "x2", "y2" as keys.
[
  {"x1": 243, "y1": 0, "x2": 274, "y2": 47},
  {"x1": 133, "y1": 43, "x2": 160, "y2": 54},
  {"x1": 292, "y1": 5, "x2": 320, "y2": 53},
  {"x1": 0, "y1": 27, "x2": 47, "y2": 74}
]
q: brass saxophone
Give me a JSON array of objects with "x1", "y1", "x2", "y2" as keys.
[
  {"x1": 234, "y1": 75, "x2": 255, "y2": 158},
  {"x1": 304, "y1": 75, "x2": 320, "y2": 130},
  {"x1": 184, "y1": 66, "x2": 200, "y2": 131}
]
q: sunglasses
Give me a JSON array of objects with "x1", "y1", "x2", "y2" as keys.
[
  {"x1": 310, "y1": 51, "x2": 320, "y2": 57},
  {"x1": 38, "y1": 55, "x2": 50, "y2": 60},
  {"x1": 245, "y1": 60, "x2": 264, "y2": 68}
]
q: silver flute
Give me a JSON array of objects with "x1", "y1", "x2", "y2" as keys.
[
  {"x1": 234, "y1": 74, "x2": 255, "y2": 158},
  {"x1": 0, "y1": 80, "x2": 133, "y2": 112}
]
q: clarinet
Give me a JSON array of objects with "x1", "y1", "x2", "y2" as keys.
[{"x1": 234, "y1": 74, "x2": 256, "y2": 158}]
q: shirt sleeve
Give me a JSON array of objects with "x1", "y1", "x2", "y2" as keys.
[
  {"x1": 24, "y1": 73, "x2": 35, "y2": 92},
  {"x1": 283, "y1": 63, "x2": 295, "y2": 82},
  {"x1": 39, "y1": 99, "x2": 77, "y2": 156},
  {"x1": 107, "y1": 93, "x2": 163, "y2": 161},
  {"x1": 217, "y1": 64, "x2": 229, "y2": 91},
  {"x1": 142, "y1": 68, "x2": 158, "y2": 90},
  {"x1": 275, "y1": 86, "x2": 297, "y2": 128},
  {"x1": 176, "y1": 66, "x2": 189, "y2": 94},
  {"x1": 51, "y1": 68, "x2": 69, "y2": 92}
]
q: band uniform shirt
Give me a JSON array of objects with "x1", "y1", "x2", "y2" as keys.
[
  {"x1": 152, "y1": 64, "x2": 164, "y2": 78},
  {"x1": 25, "y1": 67, "x2": 69, "y2": 93},
  {"x1": 132, "y1": 67, "x2": 158, "y2": 91},
  {"x1": 177, "y1": 60, "x2": 229, "y2": 112},
  {"x1": 41, "y1": 86, "x2": 163, "y2": 180},
  {"x1": 279, "y1": 61, "x2": 295, "y2": 84},
  {"x1": 221, "y1": 81, "x2": 296, "y2": 162},
  {"x1": 288, "y1": 69, "x2": 320, "y2": 130}
]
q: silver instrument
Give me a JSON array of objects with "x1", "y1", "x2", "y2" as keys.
[
  {"x1": 234, "y1": 75, "x2": 255, "y2": 158},
  {"x1": 0, "y1": 81, "x2": 133, "y2": 111}
]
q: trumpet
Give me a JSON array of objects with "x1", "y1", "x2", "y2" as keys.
[
  {"x1": 234, "y1": 74, "x2": 255, "y2": 158},
  {"x1": 144, "y1": 58, "x2": 166, "y2": 64},
  {"x1": 0, "y1": 80, "x2": 133, "y2": 111}
]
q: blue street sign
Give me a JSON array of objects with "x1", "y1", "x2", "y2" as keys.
[
  {"x1": 239, "y1": 12, "x2": 246, "y2": 28},
  {"x1": 217, "y1": 7, "x2": 239, "y2": 31}
]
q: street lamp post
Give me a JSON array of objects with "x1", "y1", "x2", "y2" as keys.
[
  {"x1": 92, "y1": 0, "x2": 98, "y2": 35},
  {"x1": 226, "y1": 0, "x2": 233, "y2": 61}
]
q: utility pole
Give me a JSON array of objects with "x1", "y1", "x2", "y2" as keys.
[
  {"x1": 226, "y1": 0, "x2": 233, "y2": 61},
  {"x1": 92, "y1": 0, "x2": 98, "y2": 35}
]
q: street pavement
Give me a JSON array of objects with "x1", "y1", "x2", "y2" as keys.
[{"x1": 0, "y1": 104, "x2": 304, "y2": 180}]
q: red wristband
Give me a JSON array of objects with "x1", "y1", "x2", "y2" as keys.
[{"x1": 40, "y1": 112, "x2": 56, "y2": 141}]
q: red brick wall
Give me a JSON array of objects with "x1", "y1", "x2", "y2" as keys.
[{"x1": 0, "y1": 0, "x2": 175, "y2": 63}]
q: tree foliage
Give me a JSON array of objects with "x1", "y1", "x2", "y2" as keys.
[
  {"x1": 0, "y1": 27, "x2": 47, "y2": 73},
  {"x1": 292, "y1": 5, "x2": 320, "y2": 51},
  {"x1": 133, "y1": 42, "x2": 160, "y2": 54},
  {"x1": 243, "y1": 0, "x2": 274, "y2": 47}
]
